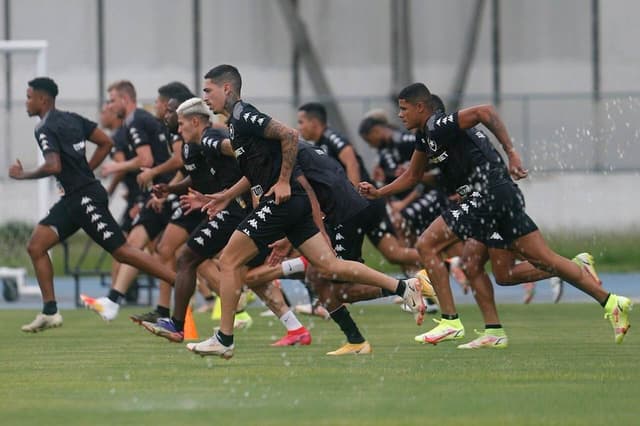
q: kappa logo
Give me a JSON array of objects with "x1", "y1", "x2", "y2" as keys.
[
  {"x1": 201, "y1": 228, "x2": 212, "y2": 238},
  {"x1": 216, "y1": 211, "x2": 229, "y2": 221},
  {"x1": 103, "y1": 231, "x2": 113, "y2": 240},
  {"x1": 85, "y1": 205, "x2": 96, "y2": 214},
  {"x1": 81, "y1": 197, "x2": 92, "y2": 206},
  {"x1": 335, "y1": 244, "x2": 345, "y2": 252},
  {"x1": 194, "y1": 236, "x2": 205, "y2": 246},
  {"x1": 90, "y1": 213, "x2": 102, "y2": 223},
  {"x1": 242, "y1": 228, "x2": 251, "y2": 237},
  {"x1": 257, "y1": 117, "x2": 265, "y2": 126},
  {"x1": 489, "y1": 232, "x2": 503, "y2": 240},
  {"x1": 96, "y1": 222, "x2": 107, "y2": 231},
  {"x1": 248, "y1": 219, "x2": 258, "y2": 229},
  {"x1": 435, "y1": 114, "x2": 454, "y2": 127},
  {"x1": 250, "y1": 114, "x2": 258, "y2": 123},
  {"x1": 461, "y1": 203, "x2": 469, "y2": 213},
  {"x1": 243, "y1": 112, "x2": 251, "y2": 121},
  {"x1": 210, "y1": 221, "x2": 219, "y2": 230},
  {"x1": 335, "y1": 233, "x2": 344, "y2": 241},
  {"x1": 451, "y1": 210, "x2": 461, "y2": 220}
]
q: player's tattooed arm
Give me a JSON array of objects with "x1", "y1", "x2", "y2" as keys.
[{"x1": 264, "y1": 119, "x2": 298, "y2": 204}]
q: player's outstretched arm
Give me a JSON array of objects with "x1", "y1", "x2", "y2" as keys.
[
  {"x1": 359, "y1": 150, "x2": 428, "y2": 199},
  {"x1": 87, "y1": 127, "x2": 114, "y2": 171},
  {"x1": 8, "y1": 152, "x2": 61, "y2": 180}
]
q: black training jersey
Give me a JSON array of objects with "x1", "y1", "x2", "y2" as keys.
[
  {"x1": 110, "y1": 126, "x2": 142, "y2": 203},
  {"x1": 314, "y1": 128, "x2": 372, "y2": 183},
  {"x1": 227, "y1": 100, "x2": 299, "y2": 197},
  {"x1": 378, "y1": 130, "x2": 415, "y2": 185},
  {"x1": 295, "y1": 142, "x2": 368, "y2": 226},
  {"x1": 34, "y1": 109, "x2": 98, "y2": 195},
  {"x1": 415, "y1": 111, "x2": 510, "y2": 195},
  {"x1": 123, "y1": 108, "x2": 173, "y2": 184},
  {"x1": 187, "y1": 127, "x2": 245, "y2": 195}
]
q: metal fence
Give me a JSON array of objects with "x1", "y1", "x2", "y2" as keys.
[{"x1": 3, "y1": 92, "x2": 640, "y2": 177}]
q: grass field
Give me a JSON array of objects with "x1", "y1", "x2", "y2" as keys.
[{"x1": 1, "y1": 304, "x2": 637, "y2": 425}]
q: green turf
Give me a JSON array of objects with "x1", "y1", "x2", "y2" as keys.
[{"x1": 1, "y1": 304, "x2": 636, "y2": 425}]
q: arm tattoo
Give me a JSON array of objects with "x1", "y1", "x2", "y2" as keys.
[{"x1": 264, "y1": 119, "x2": 298, "y2": 181}]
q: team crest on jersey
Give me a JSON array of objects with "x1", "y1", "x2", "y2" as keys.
[
  {"x1": 422, "y1": 137, "x2": 438, "y2": 152},
  {"x1": 229, "y1": 123, "x2": 235, "y2": 140},
  {"x1": 183, "y1": 143, "x2": 189, "y2": 158}
]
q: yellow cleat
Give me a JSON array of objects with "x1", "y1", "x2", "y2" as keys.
[{"x1": 326, "y1": 341, "x2": 372, "y2": 356}]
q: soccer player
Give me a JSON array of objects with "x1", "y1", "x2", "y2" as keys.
[
  {"x1": 184, "y1": 64, "x2": 424, "y2": 359},
  {"x1": 81, "y1": 80, "x2": 179, "y2": 322},
  {"x1": 359, "y1": 82, "x2": 632, "y2": 347},
  {"x1": 9, "y1": 77, "x2": 175, "y2": 332}
]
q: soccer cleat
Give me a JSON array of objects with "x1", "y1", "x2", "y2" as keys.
[
  {"x1": 402, "y1": 278, "x2": 426, "y2": 326},
  {"x1": 187, "y1": 335, "x2": 234, "y2": 359},
  {"x1": 326, "y1": 341, "x2": 372, "y2": 356},
  {"x1": 401, "y1": 297, "x2": 438, "y2": 314},
  {"x1": 234, "y1": 311, "x2": 253, "y2": 330},
  {"x1": 271, "y1": 327, "x2": 312, "y2": 346},
  {"x1": 294, "y1": 303, "x2": 331, "y2": 320},
  {"x1": 572, "y1": 252, "x2": 602, "y2": 286},
  {"x1": 129, "y1": 310, "x2": 160, "y2": 325},
  {"x1": 415, "y1": 318, "x2": 465, "y2": 345},
  {"x1": 604, "y1": 294, "x2": 633, "y2": 344},
  {"x1": 141, "y1": 318, "x2": 184, "y2": 343},
  {"x1": 549, "y1": 277, "x2": 564, "y2": 303},
  {"x1": 457, "y1": 329, "x2": 508, "y2": 349},
  {"x1": 416, "y1": 269, "x2": 438, "y2": 300},
  {"x1": 21, "y1": 312, "x2": 63, "y2": 333},
  {"x1": 80, "y1": 294, "x2": 119, "y2": 321},
  {"x1": 523, "y1": 282, "x2": 536, "y2": 304}
]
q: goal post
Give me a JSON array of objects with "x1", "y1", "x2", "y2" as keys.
[{"x1": 0, "y1": 40, "x2": 50, "y2": 221}]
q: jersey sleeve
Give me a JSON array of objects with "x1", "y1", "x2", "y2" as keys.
[
  {"x1": 201, "y1": 127, "x2": 229, "y2": 158},
  {"x1": 127, "y1": 115, "x2": 151, "y2": 148},
  {"x1": 233, "y1": 104, "x2": 272, "y2": 138},
  {"x1": 324, "y1": 131, "x2": 351, "y2": 156},
  {"x1": 69, "y1": 112, "x2": 98, "y2": 139},
  {"x1": 427, "y1": 112, "x2": 460, "y2": 140},
  {"x1": 35, "y1": 126, "x2": 60, "y2": 155}
]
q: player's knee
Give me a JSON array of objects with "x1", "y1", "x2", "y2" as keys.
[
  {"x1": 26, "y1": 239, "x2": 45, "y2": 258},
  {"x1": 176, "y1": 247, "x2": 201, "y2": 272}
]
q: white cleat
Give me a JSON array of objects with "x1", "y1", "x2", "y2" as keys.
[
  {"x1": 187, "y1": 335, "x2": 234, "y2": 359},
  {"x1": 402, "y1": 278, "x2": 426, "y2": 326},
  {"x1": 549, "y1": 277, "x2": 564, "y2": 303},
  {"x1": 80, "y1": 294, "x2": 119, "y2": 321},
  {"x1": 21, "y1": 312, "x2": 63, "y2": 333}
]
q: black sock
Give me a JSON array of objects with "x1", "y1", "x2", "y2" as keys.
[
  {"x1": 442, "y1": 313, "x2": 459, "y2": 320},
  {"x1": 216, "y1": 330, "x2": 234, "y2": 346},
  {"x1": 107, "y1": 289, "x2": 125, "y2": 304},
  {"x1": 485, "y1": 323, "x2": 502, "y2": 329},
  {"x1": 42, "y1": 301, "x2": 58, "y2": 315},
  {"x1": 601, "y1": 293, "x2": 611, "y2": 308},
  {"x1": 330, "y1": 305, "x2": 365, "y2": 344},
  {"x1": 205, "y1": 294, "x2": 216, "y2": 302},
  {"x1": 156, "y1": 305, "x2": 170, "y2": 318},
  {"x1": 171, "y1": 316, "x2": 185, "y2": 332},
  {"x1": 394, "y1": 280, "x2": 407, "y2": 297}
]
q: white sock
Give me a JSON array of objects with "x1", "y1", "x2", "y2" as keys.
[
  {"x1": 279, "y1": 310, "x2": 303, "y2": 331},
  {"x1": 281, "y1": 257, "x2": 306, "y2": 276}
]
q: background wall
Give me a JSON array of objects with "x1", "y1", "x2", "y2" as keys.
[{"x1": 1, "y1": 0, "x2": 639, "y2": 229}]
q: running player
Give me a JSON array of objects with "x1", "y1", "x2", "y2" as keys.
[
  {"x1": 9, "y1": 77, "x2": 175, "y2": 332},
  {"x1": 185, "y1": 64, "x2": 424, "y2": 359},
  {"x1": 359, "y1": 82, "x2": 632, "y2": 346}
]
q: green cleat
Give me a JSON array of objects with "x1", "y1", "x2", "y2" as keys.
[
  {"x1": 604, "y1": 294, "x2": 633, "y2": 344},
  {"x1": 572, "y1": 252, "x2": 602, "y2": 285},
  {"x1": 457, "y1": 328, "x2": 508, "y2": 349},
  {"x1": 414, "y1": 318, "x2": 465, "y2": 345}
]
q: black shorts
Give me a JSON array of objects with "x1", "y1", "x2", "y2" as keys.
[
  {"x1": 328, "y1": 198, "x2": 393, "y2": 262},
  {"x1": 401, "y1": 189, "x2": 448, "y2": 236},
  {"x1": 186, "y1": 201, "x2": 250, "y2": 259},
  {"x1": 119, "y1": 199, "x2": 141, "y2": 233},
  {"x1": 170, "y1": 207, "x2": 208, "y2": 234},
  {"x1": 40, "y1": 182, "x2": 126, "y2": 253},
  {"x1": 442, "y1": 183, "x2": 538, "y2": 249},
  {"x1": 131, "y1": 194, "x2": 179, "y2": 240},
  {"x1": 237, "y1": 193, "x2": 318, "y2": 254}
]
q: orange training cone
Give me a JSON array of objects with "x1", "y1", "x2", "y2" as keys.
[{"x1": 184, "y1": 305, "x2": 199, "y2": 340}]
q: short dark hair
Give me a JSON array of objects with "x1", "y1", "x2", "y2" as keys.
[
  {"x1": 298, "y1": 102, "x2": 327, "y2": 125},
  {"x1": 28, "y1": 77, "x2": 58, "y2": 99},
  {"x1": 398, "y1": 82, "x2": 431, "y2": 105},
  {"x1": 358, "y1": 116, "x2": 387, "y2": 137},
  {"x1": 204, "y1": 64, "x2": 242, "y2": 95},
  {"x1": 108, "y1": 80, "x2": 137, "y2": 102},
  {"x1": 158, "y1": 81, "x2": 194, "y2": 103},
  {"x1": 430, "y1": 94, "x2": 446, "y2": 113}
]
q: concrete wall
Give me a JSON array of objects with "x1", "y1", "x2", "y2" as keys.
[{"x1": 1, "y1": 0, "x2": 640, "y2": 229}]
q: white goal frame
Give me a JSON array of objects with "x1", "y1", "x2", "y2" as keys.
[
  {"x1": 0, "y1": 40, "x2": 49, "y2": 297},
  {"x1": 0, "y1": 40, "x2": 49, "y2": 222}
]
